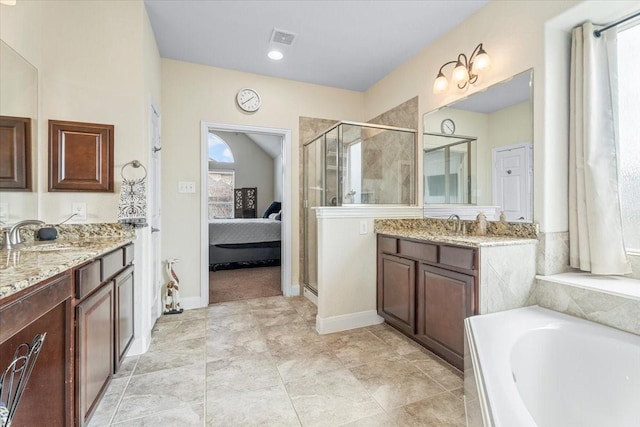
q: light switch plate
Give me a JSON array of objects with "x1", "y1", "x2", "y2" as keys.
[
  {"x1": 359, "y1": 220, "x2": 367, "y2": 235},
  {"x1": 178, "y1": 181, "x2": 196, "y2": 193}
]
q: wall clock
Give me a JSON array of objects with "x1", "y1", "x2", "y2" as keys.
[
  {"x1": 236, "y1": 88, "x2": 261, "y2": 112},
  {"x1": 441, "y1": 118, "x2": 455, "y2": 135}
]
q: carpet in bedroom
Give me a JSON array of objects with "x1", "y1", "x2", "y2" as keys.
[{"x1": 209, "y1": 266, "x2": 281, "y2": 304}]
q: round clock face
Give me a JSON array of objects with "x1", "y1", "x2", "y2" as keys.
[
  {"x1": 236, "y1": 88, "x2": 261, "y2": 112},
  {"x1": 441, "y1": 118, "x2": 455, "y2": 135}
]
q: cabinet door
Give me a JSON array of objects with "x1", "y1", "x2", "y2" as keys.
[
  {"x1": 416, "y1": 264, "x2": 473, "y2": 370},
  {"x1": 76, "y1": 283, "x2": 114, "y2": 426},
  {"x1": 377, "y1": 253, "x2": 415, "y2": 335},
  {"x1": 114, "y1": 266, "x2": 134, "y2": 371}
]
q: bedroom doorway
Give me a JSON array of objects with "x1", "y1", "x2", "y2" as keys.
[{"x1": 200, "y1": 122, "x2": 294, "y2": 306}]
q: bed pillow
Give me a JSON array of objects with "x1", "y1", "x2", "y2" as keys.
[
  {"x1": 275, "y1": 211, "x2": 282, "y2": 221},
  {"x1": 268, "y1": 213, "x2": 279, "y2": 220},
  {"x1": 262, "y1": 201, "x2": 281, "y2": 218}
]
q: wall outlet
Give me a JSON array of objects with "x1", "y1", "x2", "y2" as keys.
[
  {"x1": 359, "y1": 220, "x2": 368, "y2": 235},
  {"x1": 178, "y1": 181, "x2": 196, "y2": 193},
  {"x1": 0, "y1": 203, "x2": 8, "y2": 223},
  {"x1": 72, "y1": 202, "x2": 87, "y2": 220}
]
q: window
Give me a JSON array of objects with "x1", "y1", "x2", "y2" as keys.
[
  {"x1": 208, "y1": 133, "x2": 234, "y2": 163},
  {"x1": 208, "y1": 170, "x2": 234, "y2": 219},
  {"x1": 617, "y1": 23, "x2": 640, "y2": 251}
]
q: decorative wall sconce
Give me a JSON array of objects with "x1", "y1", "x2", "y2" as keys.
[{"x1": 433, "y1": 43, "x2": 491, "y2": 94}]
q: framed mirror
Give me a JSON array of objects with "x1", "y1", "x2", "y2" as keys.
[
  {"x1": 423, "y1": 69, "x2": 533, "y2": 222},
  {"x1": 0, "y1": 39, "x2": 38, "y2": 223}
]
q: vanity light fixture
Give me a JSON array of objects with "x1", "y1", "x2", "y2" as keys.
[
  {"x1": 268, "y1": 50, "x2": 284, "y2": 60},
  {"x1": 433, "y1": 43, "x2": 491, "y2": 94}
]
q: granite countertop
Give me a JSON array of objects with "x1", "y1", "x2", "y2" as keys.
[
  {"x1": 375, "y1": 218, "x2": 538, "y2": 248},
  {"x1": 0, "y1": 236, "x2": 135, "y2": 301}
]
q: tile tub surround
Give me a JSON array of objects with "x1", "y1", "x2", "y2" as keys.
[
  {"x1": 0, "y1": 227, "x2": 135, "y2": 299},
  {"x1": 88, "y1": 295, "x2": 466, "y2": 426},
  {"x1": 536, "y1": 231, "x2": 570, "y2": 276},
  {"x1": 374, "y1": 218, "x2": 538, "y2": 248},
  {"x1": 529, "y1": 273, "x2": 640, "y2": 336}
]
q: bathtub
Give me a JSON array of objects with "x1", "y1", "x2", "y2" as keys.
[{"x1": 464, "y1": 305, "x2": 640, "y2": 427}]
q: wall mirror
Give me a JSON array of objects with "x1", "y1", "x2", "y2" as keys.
[
  {"x1": 0, "y1": 39, "x2": 38, "y2": 223},
  {"x1": 423, "y1": 69, "x2": 533, "y2": 222}
]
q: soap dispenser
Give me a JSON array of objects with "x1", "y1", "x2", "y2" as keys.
[{"x1": 476, "y1": 212, "x2": 487, "y2": 236}]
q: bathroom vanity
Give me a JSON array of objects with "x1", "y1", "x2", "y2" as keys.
[
  {"x1": 375, "y1": 218, "x2": 538, "y2": 371},
  {"x1": 0, "y1": 227, "x2": 135, "y2": 427}
]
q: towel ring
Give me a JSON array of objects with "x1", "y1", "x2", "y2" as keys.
[{"x1": 121, "y1": 160, "x2": 147, "y2": 179}]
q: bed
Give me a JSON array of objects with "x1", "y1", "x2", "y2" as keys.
[{"x1": 209, "y1": 218, "x2": 281, "y2": 270}]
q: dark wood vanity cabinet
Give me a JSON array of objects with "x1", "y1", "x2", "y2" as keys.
[
  {"x1": 75, "y1": 244, "x2": 134, "y2": 426},
  {"x1": 377, "y1": 235, "x2": 477, "y2": 370},
  {"x1": 0, "y1": 272, "x2": 74, "y2": 427}
]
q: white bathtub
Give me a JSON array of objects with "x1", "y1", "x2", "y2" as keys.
[{"x1": 464, "y1": 305, "x2": 640, "y2": 427}]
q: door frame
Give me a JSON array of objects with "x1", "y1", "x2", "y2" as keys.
[{"x1": 200, "y1": 121, "x2": 296, "y2": 306}]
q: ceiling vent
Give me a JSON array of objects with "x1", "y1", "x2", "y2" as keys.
[{"x1": 270, "y1": 28, "x2": 296, "y2": 46}]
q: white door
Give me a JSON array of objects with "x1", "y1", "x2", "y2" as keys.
[
  {"x1": 492, "y1": 143, "x2": 532, "y2": 221},
  {"x1": 150, "y1": 104, "x2": 162, "y2": 321}
]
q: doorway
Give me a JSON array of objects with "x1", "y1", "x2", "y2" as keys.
[
  {"x1": 492, "y1": 142, "x2": 533, "y2": 221},
  {"x1": 200, "y1": 122, "x2": 295, "y2": 306}
]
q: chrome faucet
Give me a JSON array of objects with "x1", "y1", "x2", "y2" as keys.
[
  {"x1": 448, "y1": 214, "x2": 461, "y2": 234},
  {"x1": 9, "y1": 220, "x2": 44, "y2": 245}
]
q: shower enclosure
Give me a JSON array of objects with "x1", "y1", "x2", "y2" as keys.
[{"x1": 303, "y1": 121, "x2": 417, "y2": 295}]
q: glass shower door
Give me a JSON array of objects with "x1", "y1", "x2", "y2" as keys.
[{"x1": 303, "y1": 136, "x2": 324, "y2": 294}]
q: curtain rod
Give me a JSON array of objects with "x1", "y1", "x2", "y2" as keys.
[{"x1": 594, "y1": 10, "x2": 640, "y2": 37}]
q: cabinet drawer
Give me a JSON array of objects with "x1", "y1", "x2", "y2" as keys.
[
  {"x1": 102, "y1": 248, "x2": 125, "y2": 281},
  {"x1": 75, "y1": 260, "x2": 101, "y2": 299},
  {"x1": 440, "y1": 246, "x2": 475, "y2": 271},
  {"x1": 124, "y1": 244, "x2": 134, "y2": 266},
  {"x1": 398, "y1": 240, "x2": 438, "y2": 263},
  {"x1": 378, "y1": 236, "x2": 397, "y2": 254}
]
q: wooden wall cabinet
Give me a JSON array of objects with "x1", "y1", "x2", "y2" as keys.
[
  {"x1": 0, "y1": 115, "x2": 31, "y2": 190},
  {"x1": 377, "y1": 235, "x2": 477, "y2": 370},
  {"x1": 49, "y1": 120, "x2": 114, "y2": 192}
]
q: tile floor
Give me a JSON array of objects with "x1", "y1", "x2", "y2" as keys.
[{"x1": 88, "y1": 296, "x2": 466, "y2": 426}]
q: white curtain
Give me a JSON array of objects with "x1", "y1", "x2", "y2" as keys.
[{"x1": 569, "y1": 22, "x2": 631, "y2": 275}]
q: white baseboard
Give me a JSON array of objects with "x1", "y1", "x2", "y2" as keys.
[
  {"x1": 303, "y1": 287, "x2": 318, "y2": 305},
  {"x1": 316, "y1": 310, "x2": 384, "y2": 334},
  {"x1": 180, "y1": 296, "x2": 205, "y2": 310},
  {"x1": 127, "y1": 332, "x2": 151, "y2": 357},
  {"x1": 285, "y1": 282, "x2": 301, "y2": 297}
]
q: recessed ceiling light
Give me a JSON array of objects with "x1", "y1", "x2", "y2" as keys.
[
  {"x1": 0, "y1": 0, "x2": 17, "y2": 5},
  {"x1": 268, "y1": 50, "x2": 283, "y2": 61}
]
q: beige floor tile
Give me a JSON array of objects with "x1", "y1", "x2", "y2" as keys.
[
  {"x1": 275, "y1": 345, "x2": 344, "y2": 384},
  {"x1": 206, "y1": 311, "x2": 257, "y2": 333},
  {"x1": 206, "y1": 328, "x2": 269, "y2": 362},
  {"x1": 390, "y1": 392, "x2": 466, "y2": 427},
  {"x1": 369, "y1": 325, "x2": 424, "y2": 355},
  {"x1": 406, "y1": 350, "x2": 463, "y2": 391},
  {"x1": 112, "y1": 364, "x2": 205, "y2": 424},
  {"x1": 450, "y1": 386, "x2": 465, "y2": 401},
  {"x1": 150, "y1": 319, "x2": 206, "y2": 344},
  {"x1": 207, "y1": 300, "x2": 252, "y2": 319},
  {"x1": 206, "y1": 351, "x2": 281, "y2": 392},
  {"x1": 349, "y1": 355, "x2": 446, "y2": 411},
  {"x1": 87, "y1": 377, "x2": 129, "y2": 427},
  {"x1": 110, "y1": 403, "x2": 203, "y2": 426},
  {"x1": 156, "y1": 308, "x2": 207, "y2": 323},
  {"x1": 252, "y1": 308, "x2": 303, "y2": 328},
  {"x1": 134, "y1": 337, "x2": 205, "y2": 376},
  {"x1": 324, "y1": 330, "x2": 396, "y2": 367},
  {"x1": 113, "y1": 355, "x2": 139, "y2": 379},
  {"x1": 206, "y1": 383, "x2": 300, "y2": 426},
  {"x1": 286, "y1": 367, "x2": 384, "y2": 427},
  {"x1": 340, "y1": 412, "x2": 398, "y2": 426}
]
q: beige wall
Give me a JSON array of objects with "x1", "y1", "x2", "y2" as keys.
[
  {"x1": 161, "y1": 59, "x2": 364, "y2": 298},
  {"x1": 364, "y1": 0, "x2": 581, "y2": 232}
]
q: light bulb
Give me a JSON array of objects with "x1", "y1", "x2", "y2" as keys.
[
  {"x1": 268, "y1": 50, "x2": 283, "y2": 60},
  {"x1": 471, "y1": 51, "x2": 491, "y2": 74},
  {"x1": 452, "y1": 63, "x2": 469, "y2": 84},
  {"x1": 433, "y1": 73, "x2": 449, "y2": 94}
]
